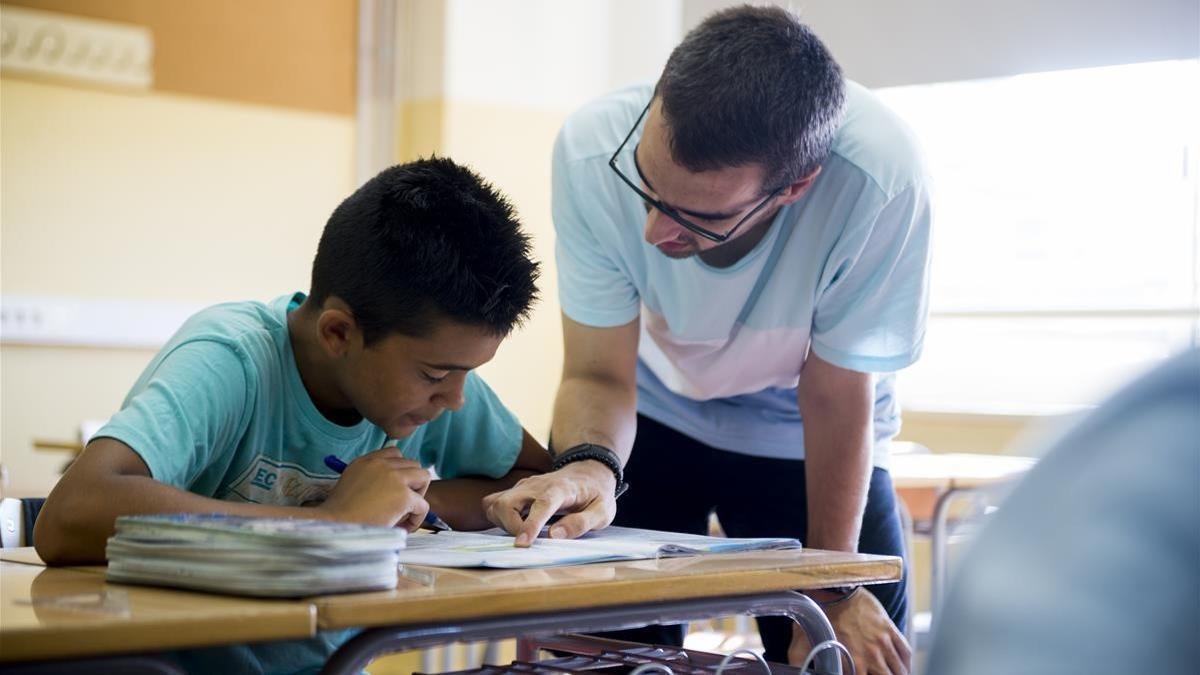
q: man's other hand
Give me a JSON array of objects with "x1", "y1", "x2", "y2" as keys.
[{"x1": 789, "y1": 589, "x2": 910, "y2": 675}]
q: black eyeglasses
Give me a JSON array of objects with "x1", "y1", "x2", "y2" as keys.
[{"x1": 608, "y1": 101, "x2": 784, "y2": 244}]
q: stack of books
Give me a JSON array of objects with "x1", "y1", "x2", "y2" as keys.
[{"x1": 105, "y1": 513, "x2": 407, "y2": 597}]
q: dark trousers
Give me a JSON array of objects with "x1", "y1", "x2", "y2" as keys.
[{"x1": 592, "y1": 414, "x2": 908, "y2": 663}]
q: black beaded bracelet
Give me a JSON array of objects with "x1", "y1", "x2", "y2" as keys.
[
  {"x1": 550, "y1": 443, "x2": 629, "y2": 498},
  {"x1": 814, "y1": 585, "x2": 862, "y2": 608}
]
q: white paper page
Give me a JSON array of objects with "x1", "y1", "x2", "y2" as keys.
[
  {"x1": 397, "y1": 531, "x2": 656, "y2": 568},
  {"x1": 396, "y1": 526, "x2": 799, "y2": 569},
  {"x1": 590, "y1": 526, "x2": 801, "y2": 553}
]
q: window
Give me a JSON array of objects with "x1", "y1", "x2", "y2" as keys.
[{"x1": 875, "y1": 60, "x2": 1200, "y2": 414}]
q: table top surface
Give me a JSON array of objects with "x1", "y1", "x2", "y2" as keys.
[
  {"x1": 316, "y1": 548, "x2": 902, "y2": 630},
  {"x1": 0, "y1": 547, "x2": 51, "y2": 567},
  {"x1": 0, "y1": 560, "x2": 316, "y2": 663},
  {"x1": 0, "y1": 546, "x2": 900, "y2": 660},
  {"x1": 889, "y1": 452, "x2": 1036, "y2": 490}
]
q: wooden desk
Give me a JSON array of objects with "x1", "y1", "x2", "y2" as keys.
[
  {"x1": 0, "y1": 547, "x2": 900, "y2": 675},
  {"x1": 317, "y1": 549, "x2": 901, "y2": 675},
  {"x1": 889, "y1": 453, "x2": 1036, "y2": 620},
  {"x1": 0, "y1": 547, "x2": 51, "y2": 567},
  {"x1": 320, "y1": 549, "x2": 898, "y2": 629},
  {"x1": 890, "y1": 452, "x2": 1035, "y2": 491},
  {"x1": 0, "y1": 560, "x2": 316, "y2": 666}
]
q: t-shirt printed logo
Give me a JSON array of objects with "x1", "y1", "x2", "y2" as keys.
[{"x1": 224, "y1": 455, "x2": 337, "y2": 506}]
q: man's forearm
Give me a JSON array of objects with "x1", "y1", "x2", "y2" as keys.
[
  {"x1": 550, "y1": 374, "x2": 638, "y2": 465},
  {"x1": 803, "y1": 415, "x2": 872, "y2": 552},
  {"x1": 798, "y1": 355, "x2": 875, "y2": 553}
]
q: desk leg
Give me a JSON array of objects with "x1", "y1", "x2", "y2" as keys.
[
  {"x1": 483, "y1": 640, "x2": 501, "y2": 665},
  {"x1": 897, "y1": 498, "x2": 915, "y2": 648},
  {"x1": 929, "y1": 487, "x2": 970, "y2": 619},
  {"x1": 515, "y1": 636, "x2": 538, "y2": 662},
  {"x1": 320, "y1": 591, "x2": 841, "y2": 675}
]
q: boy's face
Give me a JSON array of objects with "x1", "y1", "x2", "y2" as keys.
[{"x1": 338, "y1": 318, "x2": 503, "y2": 439}]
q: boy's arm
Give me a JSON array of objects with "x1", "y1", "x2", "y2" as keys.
[
  {"x1": 35, "y1": 438, "x2": 431, "y2": 565},
  {"x1": 425, "y1": 429, "x2": 550, "y2": 531}
]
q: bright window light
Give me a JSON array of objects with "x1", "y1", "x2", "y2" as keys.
[{"x1": 876, "y1": 60, "x2": 1200, "y2": 414}]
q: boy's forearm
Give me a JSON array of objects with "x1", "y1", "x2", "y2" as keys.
[
  {"x1": 425, "y1": 471, "x2": 539, "y2": 531},
  {"x1": 35, "y1": 473, "x2": 329, "y2": 565}
]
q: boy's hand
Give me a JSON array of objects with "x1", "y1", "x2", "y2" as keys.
[
  {"x1": 319, "y1": 447, "x2": 431, "y2": 530},
  {"x1": 482, "y1": 460, "x2": 616, "y2": 546}
]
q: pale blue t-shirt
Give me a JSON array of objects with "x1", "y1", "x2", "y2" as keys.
[
  {"x1": 95, "y1": 292, "x2": 522, "y2": 675},
  {"x1": 554, "y1": 82, "x2": 931, "y2": 467}
]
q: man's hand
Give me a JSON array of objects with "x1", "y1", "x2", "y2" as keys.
[
  {"x1": 319, "y1": 447, "x2": 431, "y2": 531},
  {"x1": 789, "y1": 590, "x2": 910, "y2": 675},
  {"x1": 482, "y1": 460, "x2": 617, "y2": 546}
]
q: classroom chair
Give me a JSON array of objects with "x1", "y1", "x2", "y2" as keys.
[{"x1": 0, "y1": 496, "x2": 46, "y2": 548}]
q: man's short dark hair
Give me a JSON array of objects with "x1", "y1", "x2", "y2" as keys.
[
  {"x1": 656, "y1": 5, "x2": 845, "y2": 191},
  {"x1": 309, "y1": 157, "x2": 539, "y2": 344}
]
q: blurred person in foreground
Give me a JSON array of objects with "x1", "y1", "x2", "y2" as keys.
[{"x1": 926, "y1": 347, "x2": 1200, "y2": 674}]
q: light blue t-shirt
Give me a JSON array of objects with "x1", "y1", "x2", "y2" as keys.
[
  {"x1": 553, "y1": 82, "x2": 932, "y2": 467},
  {"x1": 96, "y1": 292, "x2": 522, "y2": 675}
]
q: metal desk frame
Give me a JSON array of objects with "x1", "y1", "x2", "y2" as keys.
[{"x1": 320, "y1": 591, "x2": 843, "y2": 675}]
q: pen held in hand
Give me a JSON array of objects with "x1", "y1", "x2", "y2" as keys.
[{"x1": 322, "y1": 454, "x2": 452, "y2": 532}]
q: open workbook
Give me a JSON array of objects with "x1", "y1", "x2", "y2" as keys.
[{"x1": 396, "y1": 525, "x2": 801, "y2": 569}]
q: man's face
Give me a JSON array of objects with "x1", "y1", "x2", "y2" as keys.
[
  {"x1": 636, "y1": 100, "x2": 781, "y2": 259},
  {"x1": 339, "y1": 319, "x2": 503, "y2": 439}
]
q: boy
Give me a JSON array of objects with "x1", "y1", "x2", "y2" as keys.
[{"x1": 34, "y1": 157, "x2": 547, "y2": 673}]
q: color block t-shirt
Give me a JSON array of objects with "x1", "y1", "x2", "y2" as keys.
[
  {"x1": 553, "y1": 82, "x2": 931, "y2": 467},
  {"x1": 95, "y1": 292, "x2": 522, "y2": 674}
]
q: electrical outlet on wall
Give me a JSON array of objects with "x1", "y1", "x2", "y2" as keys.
[
  {"x1": 1, "y1": 295, "x2": 202, "y2": 349},
  {"x1": 0, "y1": 6, "x2": 153, "y2": 89}
]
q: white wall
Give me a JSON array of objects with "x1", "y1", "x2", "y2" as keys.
[
  {"x1": 439, "y1": 0, "x2": 681, "y2": 107},
  {"x1": 397, "y1": 0, "x2": 682, "y2": 440},
  {"x1": 0, "y1": 77, "x2": 354, "y2": 489},
  {"x1": 684, "y1": 0, "x2": 1200, "y2": 86}
]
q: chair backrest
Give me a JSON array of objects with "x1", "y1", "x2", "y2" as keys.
[{"x1": 1, "y1": 497, "x2": 46, "y2": 548}]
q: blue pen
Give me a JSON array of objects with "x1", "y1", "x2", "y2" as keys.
[{"x1": 323, "y1": 454, "x2": 451, "y2": 532}]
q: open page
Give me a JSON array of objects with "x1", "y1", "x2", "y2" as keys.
[{"x1": 397, "y1": 526, "x2": 800, "y2": 569}]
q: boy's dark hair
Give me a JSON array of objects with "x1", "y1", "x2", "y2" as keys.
[
  {"x1": 656, "y1": 5, "x2": 845, "y2": 192},
  {"x1": 309, "y1": 157, "x2": 539, "y2": 344}
]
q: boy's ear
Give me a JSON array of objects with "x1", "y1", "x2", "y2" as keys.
[{"x1": 316, "y1": 300, "x2": 361, "y2": 358}]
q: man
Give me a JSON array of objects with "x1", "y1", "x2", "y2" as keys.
[{"x1": 485, "y1": 6, "x2": 929, "y2": 674}]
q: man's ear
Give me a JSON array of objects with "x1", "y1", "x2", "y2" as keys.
[
  {"x1": 776, "y1": 166, "x2": 822, "y2": 206},
  {"x1": 315, "y1": 299, "x2": 361, "y2": 359}
]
